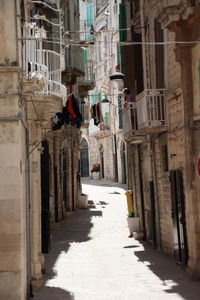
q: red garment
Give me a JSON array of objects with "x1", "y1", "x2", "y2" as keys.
[{"x1": 68, "y1": 95, "x2": 76, "y2": 120}]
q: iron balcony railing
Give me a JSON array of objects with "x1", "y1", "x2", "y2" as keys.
[
  {"x1": 23, "y1": 23, "x2": 67, "y2": 101},
  {"x1": 136, "y1": 89, "x2": 166, "y2": 130},
  {"x1": 65, "y1": 45, "x2": 85, "y2": 75},
  {"x1": 79, "y1": 20, "x2": 94, "y2": 42},
  {"x1": 78, "y1": 60, "x2": 94, "y2": 84},
  {"x1": 123, "y1": 89, "x2": 166, "y2": 141}
]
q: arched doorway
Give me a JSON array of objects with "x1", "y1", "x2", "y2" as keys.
[
  {"x1": 80, "y1": 138, "x2": 89, "y2": 177},
  {"x1": 121, "y1": 142, "x2": 127, "y2": 184}
]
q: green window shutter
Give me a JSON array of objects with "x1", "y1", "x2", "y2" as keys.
[
  {"x1": 84, "y1": 48, "x2": 88, "y2": 64},
  {"x1": 87, "y1": 3, "x2": 93, "y2": 26},
  {"x1": 92, "y1": 93, "x2": 97, "y2": 105},
  {"x1": 86, "y1": 3, "x2": 94, "y2": 40},
  {"x1": 104, "y1": 112, "x2": 109, "y2": 128}
]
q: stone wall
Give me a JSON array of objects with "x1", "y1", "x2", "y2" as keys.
[{"x1": 0, "y1": 69, "x2": 27, "y2": 300}]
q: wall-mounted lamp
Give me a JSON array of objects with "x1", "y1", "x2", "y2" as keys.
[{"x1": 110, "y1": 72, "x2": 125, "y2": 81}]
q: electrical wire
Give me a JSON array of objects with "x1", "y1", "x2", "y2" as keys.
[
  {"x1": 28, "y1": 0, "x2": 62, "y2": 13},
  {"x1": 27, "y1": 15, "x2": 61, "y2": 27},
  {"x1": 17, "y1": 16, "x2": 200, "y2": 47}
]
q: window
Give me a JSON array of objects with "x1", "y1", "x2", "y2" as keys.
[{"x1": 96, "y1": 0, "x2": 108, "y2": 15}]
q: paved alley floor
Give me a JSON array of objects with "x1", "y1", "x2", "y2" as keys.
[{"x1": 34, "y1": 179, "x2": 200, "y2": 300}]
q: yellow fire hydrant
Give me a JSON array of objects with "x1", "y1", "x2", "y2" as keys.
[{"x1": 125, "y1": 190, "x2": 133, "y2": 214}]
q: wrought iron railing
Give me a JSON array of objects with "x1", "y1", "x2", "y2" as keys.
[
  {"x1": 136, "y1": 89, "x2": 166, "y2": 130},
  {"x1": 23, "y1": 23, "x2": 67, "y2": 101},
  {"x1": 78, "y1": 60, "x2": 94, "y2": 84},
  {"x1": 65, "y1": 45, "x2": 85, "y2": 74}
]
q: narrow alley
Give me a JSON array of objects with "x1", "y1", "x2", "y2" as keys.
[{"x1": 34, "y1": 179, "x2": 200, "y2": 300}]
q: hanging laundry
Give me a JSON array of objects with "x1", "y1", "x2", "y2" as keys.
[
  {"x1": 91, "y1": 102, "x2": 103, "y2": 126},
  {"x1": 96, "y1": 102, "x2": 103, "y2": 123},
  {"x1": 64, "y1": 94, "x2": 82, "y2": 128},
  {"x1": 51, "y1": 112, "x2": 64, "y2": 130}
]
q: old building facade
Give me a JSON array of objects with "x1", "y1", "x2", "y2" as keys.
[
  {"x1": 0, "y1": 0, "x2": 87, "y2": 299},
  {"x1": 84, "y1": 0, "x2": 128, "y2": 183},
  {"x1": 123, "y1": 0, "x2": 200, "y2": 278}
]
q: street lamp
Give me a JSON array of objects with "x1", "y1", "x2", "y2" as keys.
[{"x1": 109, "y1": 72, "x2": 125, "y2": 80}]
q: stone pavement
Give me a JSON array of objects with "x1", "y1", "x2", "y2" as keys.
[{"x1": 34, "y1": 179, "x2": 200, "y2": 300}]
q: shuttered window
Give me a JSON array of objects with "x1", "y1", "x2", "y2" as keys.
[{"x1": 86, "y1": 3, "x2": 94, "y2": 40}]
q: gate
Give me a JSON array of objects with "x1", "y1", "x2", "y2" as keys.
[{"x1": 170, "y1": 169, "x2": 188, "y2": 263}]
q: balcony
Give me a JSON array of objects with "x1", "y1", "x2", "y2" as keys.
[
  {"x1": 23, "y1": 23, "x2": 67, "y2": 102},
  {"x1": 123, "y1": 105, "x2": 146, "y2": 144},
  {"x1": 123, "y1": 89, "x2": 167, "y2": 143},
  {"x1": 78, "y1": 60, "x2": 95, "y2": 95},
  {"x1": 136, "y1": 89, "x2": 167, "y2": 133},
  {"x1": 63, "y1": 46, "x2": 85, "y2": 79},
  {"x1": 80, "y1": 20, "x2": 95, "y2": 45}
]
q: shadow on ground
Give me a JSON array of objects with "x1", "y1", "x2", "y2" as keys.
[
  {"x1": 134, "y1": 241, "x2": 200, "y2": 300},
  {"x1": 34, "y1": 205, "x2": 102, "y2": 299},
  {"x1": 34, "y1": 286, "x2": 75, "y2": 300}
]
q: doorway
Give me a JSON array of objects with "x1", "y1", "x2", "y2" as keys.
[
  {"x1": 40, "y1": 140, "x2": 50, "y2": 254},
  {"x1": 63, "y1": 150, "x2": 70, "y2": 211},
  {"x1": 99, "y1": 144, "x2": 104, "y2": 178},
  {"x1": 170, "y1": 169, "x2": 188, "y2": 263},
  {"x1": 80, "y1": 138, "x2": 89, "y2": 177}
]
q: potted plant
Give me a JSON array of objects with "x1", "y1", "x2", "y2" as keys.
[
  {"x1": 127, "y1": 211, "x2": 140, "y2": 236},
  {"x1": 91, "y1": 163, "x2": 100, "y2": 180}
]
